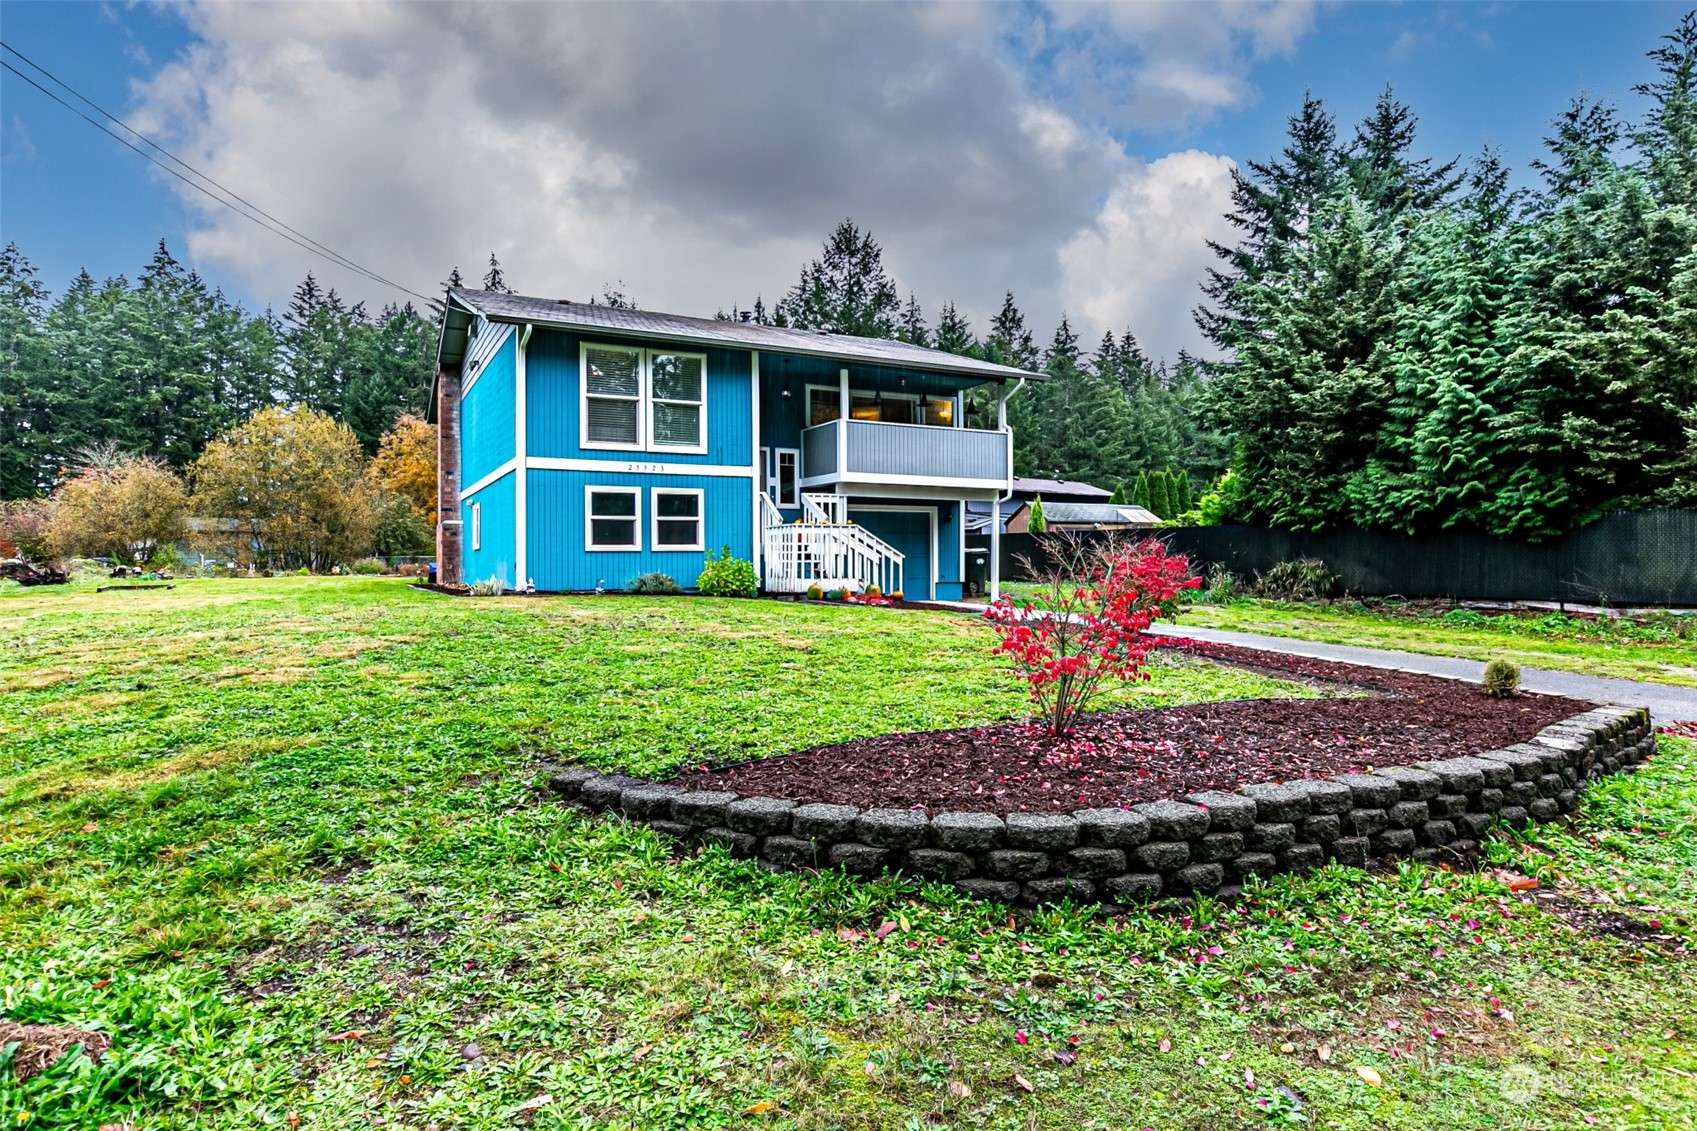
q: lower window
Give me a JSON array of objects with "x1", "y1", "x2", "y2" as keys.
[
  {"x1": 586, "y1": 487, "x2": 640, "y2": 550},
  {"x1": 652, "y1": 488, "x2": 703, "y2": 550}
]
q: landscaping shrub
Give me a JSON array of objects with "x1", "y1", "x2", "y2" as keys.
[
  {"x1": 628, "y1": 572, "x2": 683, "y2": 595},
  {"x1": 1483, "y1": 658, "x2": 1521, "y2": 697},
  {"x1": 1256, "y1": 557, "x2": 1338, "y2": 601},
  {"x1": 352, "y1": 557, "x2": 387, "y2": 575},
  {"x1": 1442, "y1": 608, "x2": 1492, "y2": 627},
  {"x1": 1197, "y1": 565, "x2": 1237, "y2": 604},
  {"x1": 987, "y1": 532, "x2": 1198, "y2": 734},
  {"x1": 468, "y1": 576, "x2": 504, "y2": 596},
  {"x1": 696, "y1": 547, "x2": 758, "y2": 597}
]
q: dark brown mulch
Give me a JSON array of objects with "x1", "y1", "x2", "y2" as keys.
[
  {"x1": 0, "y1": 1022, "x2": 111, "y2": 1082},
  {"x1": 674, "y1": 638, "x2": 1593, "y2": 814}
]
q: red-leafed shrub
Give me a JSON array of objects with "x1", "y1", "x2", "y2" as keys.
[{"x1": 986, "y1": 534, "x2": 1198, "y2": 735}]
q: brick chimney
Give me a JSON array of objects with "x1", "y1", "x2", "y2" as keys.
[{"x1": 435, "y1": 361, "x2": 464, "y2": 586}]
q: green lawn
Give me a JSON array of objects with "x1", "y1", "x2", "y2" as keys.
[
  {"x1": 1174, "y1": 598, "x2": 1697, "y2": 688},
  {"x1": 3, "y1": 578, "x2": 1695, "y2": 1129}
]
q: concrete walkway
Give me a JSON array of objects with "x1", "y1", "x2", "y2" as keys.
[{"x1": 1147, "y1": 623, "x2": 1697, "y2": 728}]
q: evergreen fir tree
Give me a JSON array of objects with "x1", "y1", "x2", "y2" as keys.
[
  {"x1": 778, "y1": 219, "x2": 900, "y2": 338},
  {"x1": 898, "y1": 293, "x2": 928, "y2": 346},
  {"x1": 1632, "y1": 12, "x2": 1697, "y2": 207},
  {"x1": 482, "y1": 254, "x2": 512, "y2": 294},
  {"x1": 1026, "y1": 495, "x2": 1046, "y2": 534},
  {"x1": 1131, "y1": 471, "x2": 1150, "y2": 510},
  {"x1": 934, "y1": 302, "x2": 974, "y2": 354},
  {"x1": 1109, "y1": 481, "x2": 1126, "y2": 504}
]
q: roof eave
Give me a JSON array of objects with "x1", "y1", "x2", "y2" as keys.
[{"x1": 453, "y1": 290, "x2": 1044, "y2": 384}]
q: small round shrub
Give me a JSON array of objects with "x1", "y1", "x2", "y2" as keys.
[
  {"x1": 1255, "y1": 558, "x2": 1337, "y2": 601},
  {"x1": 353, "y1": 557, "x2": 387, "y2": 575},
  {"x1": 628, "y1": 572, "x2": 683, "y2": 595},
  {"x1": 696, "y1": 546, "x2": 759, "y2": 598},
  {"x1": 468, "y1": 575, "x2": 505, "y2": 596},
  {"x1": 805, "y1": 583, "x2": 823, "y2": 600},
  {"x1": 1483, "y1": 658, "x2": 1520, "y2": 698}
]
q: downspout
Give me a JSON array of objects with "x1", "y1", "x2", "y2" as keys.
[
  {"x1": 514, "y1": 323, "x2": 533, "y2": 591},
  {"x1": 988, "y1": 376, "x2": 1026, "y2": 603},
  {"x1": 750, "y1": 350, "x2": 762, "y2": 584}
]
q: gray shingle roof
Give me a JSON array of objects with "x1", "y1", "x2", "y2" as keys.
[
  {"x1": 1026, "y1": 502, "x2": 1160, "y2": 526},
  {"x1": 1011, "y1": 476, "x2": 1112, "y2": 500},
  {"x1": 440, "y1": 289, "x2": 1043, "y2": 383}
]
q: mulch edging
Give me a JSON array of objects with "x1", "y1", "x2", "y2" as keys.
[
  {"x1": 542, "y1": 645, "x2": 1657, "y2": 910},
  {"x1": 678, "y1": 641, "x2": 1591, "y2": 813}
]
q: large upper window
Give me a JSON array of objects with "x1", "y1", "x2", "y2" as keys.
[
  {"x1": 581, "y1": 344, "x2": 708, "y2": 453},
  {"x1": 806, "y1": 385, "x2": 956, "y2": 428}
]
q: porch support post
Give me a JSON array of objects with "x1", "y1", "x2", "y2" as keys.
[
  {"x1": 989, "y1": 494, "x2": 1001, "y2": 603},
  {"x1": 838, "y1": 367, "x2": 849, "y2": 488},
  {"x1": 436, "y1": 361, "x2": 465, "y2": 586}
]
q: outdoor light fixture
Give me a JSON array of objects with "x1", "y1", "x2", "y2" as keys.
[{"x1": 780, "y1": 380, "x2": 792, "y2": 400}]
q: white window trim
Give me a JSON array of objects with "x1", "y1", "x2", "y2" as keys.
[
  {"x1": 584, "y1": 485, "x2": 641, "y2": 552},
  {"x1": 651, "y1": 487, "x2": 705, "y2": 552},
  {"x1": 579, "y1": 341, "x2": 709, "y2": 455},
  {"x1": 470, "y1": 502, "x2": 482, "y2": 551},
  {"x1": 773, "y1": 447, "x2": 800, "y2": 508}
]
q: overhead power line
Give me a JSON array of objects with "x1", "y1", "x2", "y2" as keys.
[{"x1": 0, "y1": 41, "x2": 436, "y2": 306}]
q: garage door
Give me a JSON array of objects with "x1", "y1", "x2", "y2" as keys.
[{"x1": 849, "y1": 508, "x2": 932, "y2": 600}]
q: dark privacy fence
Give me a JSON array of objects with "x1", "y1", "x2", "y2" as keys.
[{"x1": 982, "y1": 510, "x2": 1697, "y2": 607}]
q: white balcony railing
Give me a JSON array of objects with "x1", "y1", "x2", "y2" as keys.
[{"x1": 800, "y1": 419, "x2": 1011, "y2": 491}]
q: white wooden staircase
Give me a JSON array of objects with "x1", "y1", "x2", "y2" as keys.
[{"x1": 760, "y1": 493, "x2": 905, "y2": 596}]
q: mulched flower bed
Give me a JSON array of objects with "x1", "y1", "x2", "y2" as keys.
[{"x1": 675, "y1": 637, "x2": 1593, "y2": 814}]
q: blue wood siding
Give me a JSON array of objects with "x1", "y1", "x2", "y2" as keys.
[
  {"x1": 462, "y1": 471, "x2": 517, "y2": 590},
  {"x1": 525, "y1": 328, "x2": 752, "y2": 465},
  {"x1": 844, "y1": 498, "x2": 965, "y2": 601},
  {"x1": 461, "y1": 335, "x2": 516, "y2": 485},
  {"x1": 525, "y1": 468, "x2": 753, "y2": 592}
]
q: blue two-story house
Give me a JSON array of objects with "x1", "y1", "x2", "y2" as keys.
[{"x1": 430, "y1": 289, "x2": 1041, "y2": 600}]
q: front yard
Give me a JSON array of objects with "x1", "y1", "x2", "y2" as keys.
[{"x1": 3, "y1": 579, "x2": 1695, "y2": 1129}]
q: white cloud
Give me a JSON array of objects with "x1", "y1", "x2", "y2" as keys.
[
  {"x1": 1034, "y1": 1, "x2": 1315, "y2": 127},
  {"x1": 1057, "y1": 150, "x2": 1239, "y2": 361},
  {"x1": 129, "y1": 2, "x2": 1308, "y2": 362}
]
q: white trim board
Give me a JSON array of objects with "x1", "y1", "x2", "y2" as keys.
[
  {"x1": 527, "y1": 456, "x2": 755, "y2": 479},
  {"x1": 462, "y1": 460, "x2": 517, "y2": 500},
  {"x1": 801, "y1": 472, "x2": 1010, "y2": 492},
  {"x1": 460, "y1": 322, "x2": 515, "y2": 400}
]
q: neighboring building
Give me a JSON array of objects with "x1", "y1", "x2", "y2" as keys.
[
  {"x1": 963, "y1": 476, "x2": 1113, "y2": 535},
  {"x1": 430, "y1": 290, "x2": 1043, "y2": 599},
  {"x1": 1001, "y1": 500, "x2": 1161, "y2": 532}
]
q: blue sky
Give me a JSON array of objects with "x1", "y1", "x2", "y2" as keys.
[{"x1": 1, "y1": 2, "x2": 1690, "y2": 357}]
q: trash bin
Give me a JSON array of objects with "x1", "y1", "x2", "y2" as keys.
[
  {"x1": 965, "y1": 548, "x2": 989, "y2": 596},
  {"x1": 427, "y1": 561, "x2": 437, "y2": 584}
]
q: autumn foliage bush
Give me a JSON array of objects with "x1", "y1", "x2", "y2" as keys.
[{"x1": 986, "y1": 534, "x2": 1198, "y2": 735}]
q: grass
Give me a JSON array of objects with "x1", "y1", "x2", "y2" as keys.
[
  {"x1": 1173, "y1": 598, "x2": 1697, "y2": 688},
  {"x1": 3, "y1": 577, "x2": 1695, "y2": 1129}
]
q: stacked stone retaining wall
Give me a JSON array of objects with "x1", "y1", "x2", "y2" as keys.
[{"x1": 545, "y1": 705, "x2": 1655, "y2": 909}]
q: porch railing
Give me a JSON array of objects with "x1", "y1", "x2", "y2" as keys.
[{"x1": 760, "y1": 494, "x2": 904, "y2": 596}]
